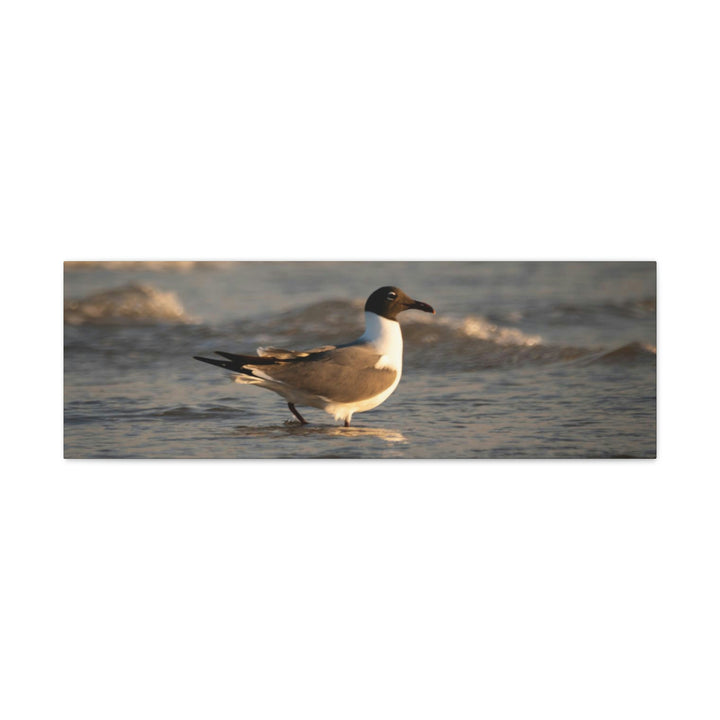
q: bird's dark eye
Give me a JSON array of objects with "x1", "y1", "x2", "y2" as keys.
[{"x1": 386, "y1": 291, "x2": 397, "y2": 300}]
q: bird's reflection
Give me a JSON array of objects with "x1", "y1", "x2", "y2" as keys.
[{"x1": 232, "y1": 423, "x2": 407, "y2": 444}]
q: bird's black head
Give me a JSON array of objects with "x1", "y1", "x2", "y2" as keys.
[{"x1": 364, "y1": 286, "x2": 435, "y2": 321}]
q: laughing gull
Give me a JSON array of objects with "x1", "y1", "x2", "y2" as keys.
[{"x1": 194, "y1": 286, "x2": 435, "y2": 427}]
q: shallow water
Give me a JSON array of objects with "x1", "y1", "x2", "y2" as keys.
[{"x1": 64, "y1": 261, "x2": 656, "y2": 458}]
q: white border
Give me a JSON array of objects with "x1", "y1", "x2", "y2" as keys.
[{"x1": 4, "y1": 1, "x2": 717, "y2": 717}]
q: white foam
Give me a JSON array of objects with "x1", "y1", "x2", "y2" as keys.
[
  {"x1": 406, "y1": 312, "x2": 542, "y2": 347},
  {"x1": 64, "y1": 283, "x2": 191, "y2": 324},
  {"x1": 459, "y1": 316, "x2": 542, "y2": 346}
]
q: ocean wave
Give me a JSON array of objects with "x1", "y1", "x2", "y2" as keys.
[
  {"x1": 577, "y1": 341, "x2": 657, "y2": 365},
  {"x1": 64, "y1": 283, "x2": 192, "y2": 325},
  {"x1": 424, "y1": 313, "x2": 542, "y2": 346},
  {"x1": 512, "y1": 297, "x2": 657, "y2": 323},
  {"x1": 65, "y1": 294, "x2": 655, "y2": 371}
]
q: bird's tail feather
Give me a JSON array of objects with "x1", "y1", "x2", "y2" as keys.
[{"x1": 193, "y1": 351, "x2": 281, "y2": 374}]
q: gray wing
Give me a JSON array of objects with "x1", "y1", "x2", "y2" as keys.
[
  {"x1": 256, "y1": 345, "x2": 335, "y2": 358},
  {"x1": 256, "y1": 344, "x2": 397, "y2": 402}
]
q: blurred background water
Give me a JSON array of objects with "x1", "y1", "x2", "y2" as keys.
[{"x1": 64, "y1": 261, "x2": 656, "y2": 458}]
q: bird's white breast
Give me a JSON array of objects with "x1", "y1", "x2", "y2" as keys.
[{"x1": 359, "y1": 311, "x2": 404, "y2": 372}]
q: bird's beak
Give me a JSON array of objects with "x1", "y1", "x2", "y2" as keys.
[{"x1": 408, "y1": 299, "x2": 435, "y2": 314}]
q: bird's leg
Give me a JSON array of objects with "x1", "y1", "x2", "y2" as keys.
[
  {"x1": 344, "y1": 419, "x2": 351, "y2": 428},
  {"x1": 288, "y1": 402, "x2": 308, "y2": 424}
]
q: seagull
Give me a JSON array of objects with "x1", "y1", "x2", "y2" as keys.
[{"x1": 194, "y1": 286, "x2": 435, "y2": 427}]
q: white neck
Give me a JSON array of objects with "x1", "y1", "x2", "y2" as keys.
[{"x1": 359, "y1": 311, "x2": 403, "y2": 370}]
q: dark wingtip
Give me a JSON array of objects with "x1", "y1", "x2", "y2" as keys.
[{"x1": 194, "y1": 355, "x2": 230, "y2": 369}]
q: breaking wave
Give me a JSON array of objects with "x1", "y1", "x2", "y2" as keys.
[{"x1": 64, "y1": 283, "x2": 192, "y2": 325}]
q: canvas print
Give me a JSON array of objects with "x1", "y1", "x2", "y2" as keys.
[{"x1": 64, "y1": 261, "x2": 656, "y2": 458}]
